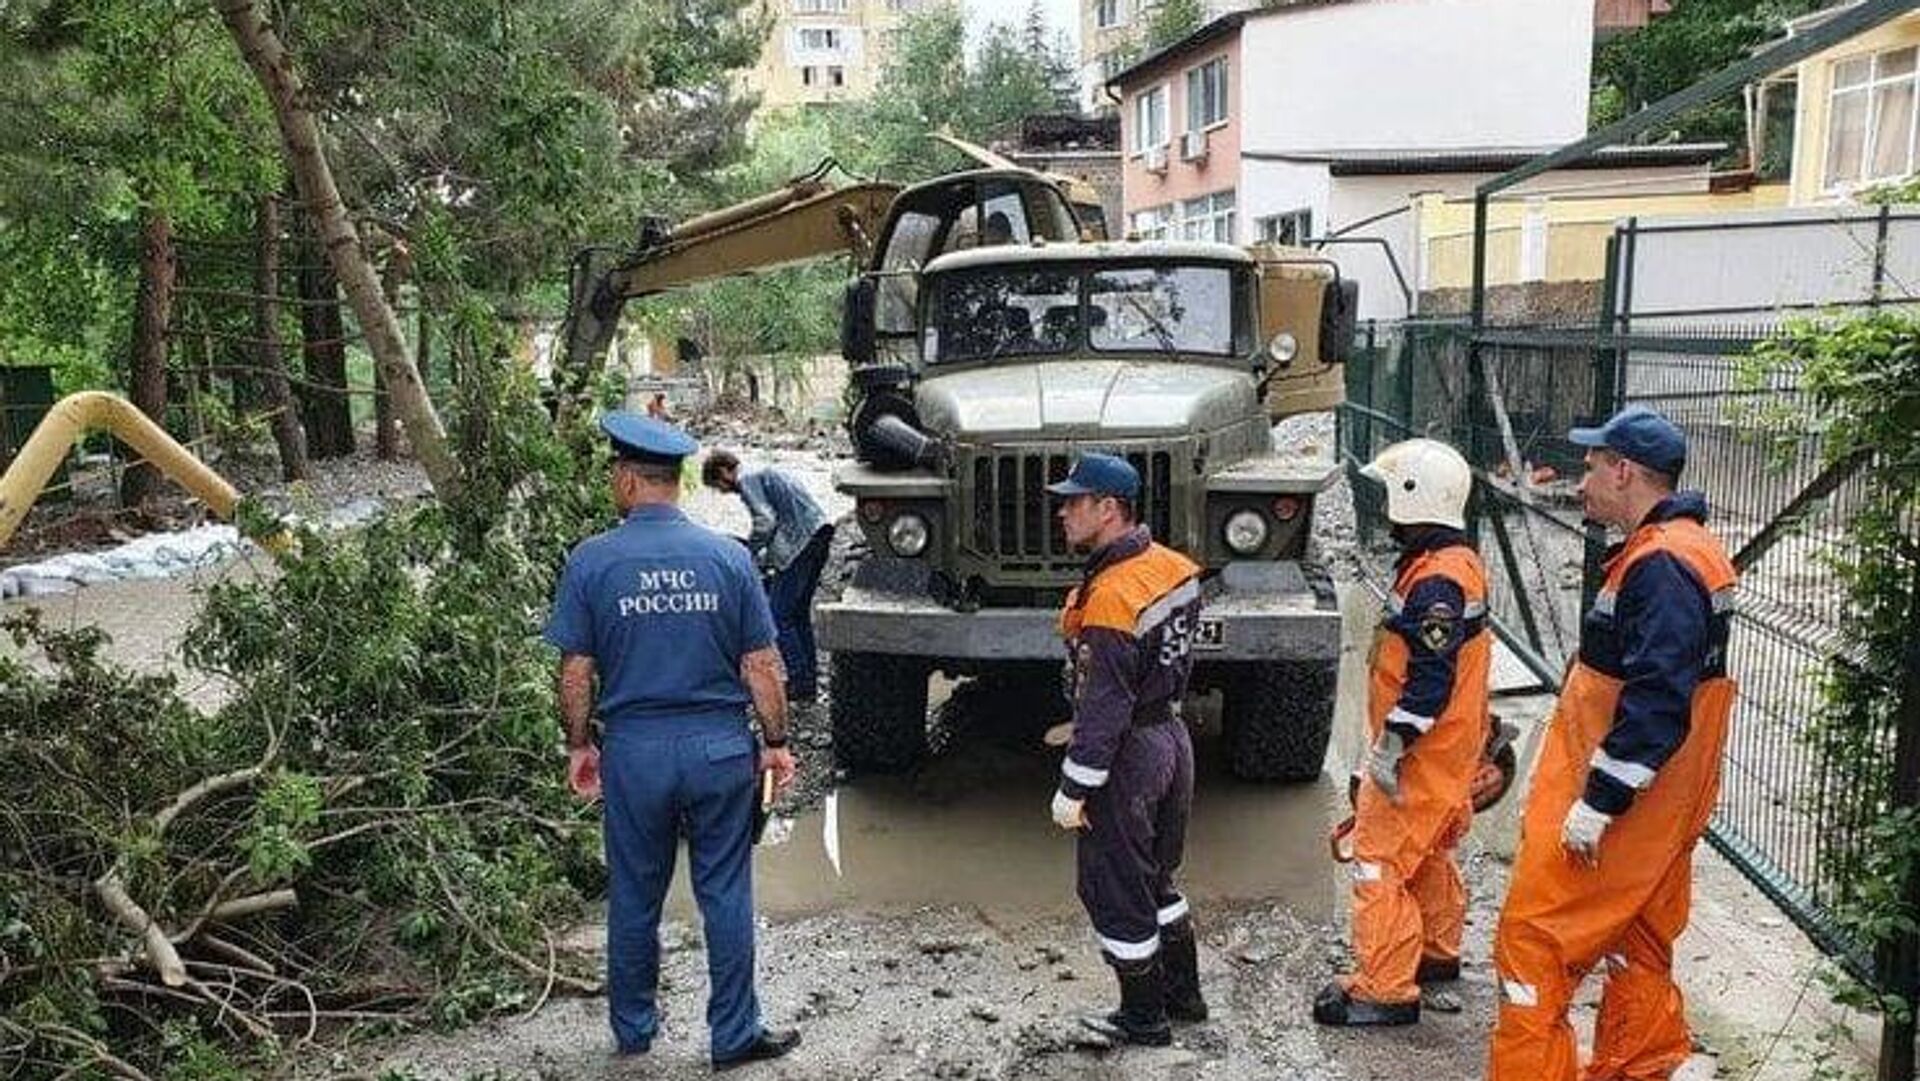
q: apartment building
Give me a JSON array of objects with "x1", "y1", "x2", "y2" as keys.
[{"x1": 741, "y1": 0, "x2": 940, "y2": 109}]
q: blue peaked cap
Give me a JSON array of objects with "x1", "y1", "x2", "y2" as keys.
[
  {"x1": 1569, "y1": 405, "x2": 1687, "y2": 477},
  {"x1": 600, "y1": 411, "x2": 698, "y2": 463},
  {"x1": 1045, "y1": 452, "x2": 1140, "y2": 500}
]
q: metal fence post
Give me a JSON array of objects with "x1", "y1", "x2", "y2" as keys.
[
  {"x1": 1873, "y1": 202, "x2": 1892, "y2": 308},
  {"x1": 1877, "y1": 563, "x2": 1920, "y2": 1081}
]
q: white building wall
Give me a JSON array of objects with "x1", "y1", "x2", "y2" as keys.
[
  {"x1": 1240, "y1": 159, "x2": 1333, "y2": 245},
  {"x1": 1237, "y1": 0, "x2": 1593, "y2": 155}
]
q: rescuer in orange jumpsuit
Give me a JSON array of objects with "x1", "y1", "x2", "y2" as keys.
[
  {"x1": 1315, "y1": 438, "x2": 1491, "y2": 1027},
  {"x1": 1487, "y1": 406, "x2": 1737, "y2": 1080}
]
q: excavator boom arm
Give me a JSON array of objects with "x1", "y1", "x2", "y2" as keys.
[{"x1": 560, "y1": 179, "x2": 899, "y2": 382}]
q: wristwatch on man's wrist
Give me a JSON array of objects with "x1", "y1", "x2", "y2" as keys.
[{"x1": 761, "y1": 735, "x2": 788, "y2": 750}]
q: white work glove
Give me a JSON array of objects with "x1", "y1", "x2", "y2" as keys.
[
  {"x1": 1050, "y1": 789, "x2": 1088, "y2": 831},
  {"x1": 1366, "y1": 729, "x2": 1408, "y2": 804},
  {"x1": 1561, "y1": 799, "x2": 1613, "y2": 867}
]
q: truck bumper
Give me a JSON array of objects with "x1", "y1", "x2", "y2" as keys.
[{"x1": 816, "y1": 561, "x2": 1340, "y2": 663}]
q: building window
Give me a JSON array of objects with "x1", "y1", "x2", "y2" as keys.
[
  {"x1": 1096, "y1": 0, "x2": 1124, "y2": 29},
  {"x1": 1185, "y1": 57, "x2": 1228, "y2": 133},
  {"x1": 1131, "y1": 84, "x2": 1168, "y2": 155},
  {"x1": 829, "y1": 66, "x2": 845, "y2": 87},
  {"x1": 801, "y1": 66, "x2": 819, "y2": 87},
  {"x1": 1825, "y1": 46, "x2": 1919, "y2": 191},
  {"x1": 1256, "y1": 209, "x2": 1314, "y2": 246},
  {"x1": 796, "y1": 27, "x2": 843, "y2": 52},
  {"x1": 1129, "y1": 205, "x2": 1172, "y2": 240},
  {"x1": 887, "y1": 0, "x2": 917, "y2": 9},
  {"x1": 793, "y1": 0, "x2": 848, "y2": 11},
  {"x1": 1179, "y1": 190, "x2": 1236, "y2": 243}
]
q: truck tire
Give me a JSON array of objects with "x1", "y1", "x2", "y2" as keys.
[
  {"x1": 830, "y1": 651, "x2": 930, "y2": 774},
  {"x1": 1219, "y1": 659, "x2": 1336, "y2": 782}
]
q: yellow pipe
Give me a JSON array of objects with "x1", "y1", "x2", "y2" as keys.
[{"x1": 0, "y1": 391, "x2": 242, "y2": 551}]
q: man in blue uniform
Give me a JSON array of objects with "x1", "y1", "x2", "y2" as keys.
[
  {"x1": 546, "y1": 413, "x2": 801, "y2": 1070},
  {"x1": 1047, "y1": 453, "x2": 1206, "y2": 1047},
  {"x1": 702, "y1": 450, "x2": 833, "y2": 701}
]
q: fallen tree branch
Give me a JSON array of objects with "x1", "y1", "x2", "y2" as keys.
[{"x1": 93, "y1": 874, "x2": 188, "y2": 988}]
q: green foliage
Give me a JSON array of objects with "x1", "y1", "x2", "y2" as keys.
[
  {"x1": 1744, "y1": 311, "x2": 1920, "y2": 1017},
  {"x1": 1145, "y1": 0, "x2": 1207, "y2": 50},
  {"x1": 1591, "y1": 0, "x2": 1821, "y2": 153},
  {"x1": 1860, "y1": 176, "x2": 1920, "y2": 205},
  {"x1": 1, "y1": 366, "x2": 619, "y2": 1073}
]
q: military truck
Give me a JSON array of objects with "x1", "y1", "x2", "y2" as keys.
[{"x1": 560, "y1": 158, "x2": 1355, "y2": 782}]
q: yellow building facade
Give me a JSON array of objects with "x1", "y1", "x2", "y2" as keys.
[
  {"x1": 1786, "y1": 8, "x2": 1920, "y2": 205},
  {"x1": 1419, "y1": 186, "x2": 1792, "y2": 290}
]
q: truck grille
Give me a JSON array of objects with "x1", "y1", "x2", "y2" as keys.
[{"x1": 966, "y1": 447, "x2": 1176, "y2": 568}]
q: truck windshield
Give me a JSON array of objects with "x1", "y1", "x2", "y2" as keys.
[{"x1": 925, "y1": 263, "x2": 1251, "y2": 364}]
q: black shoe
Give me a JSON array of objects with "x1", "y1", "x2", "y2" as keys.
[
  {"x1": 1080, "y1": 953, "x2": 1173, "y2": 1046},
  {"x1": 712, "y1": 1027, "x2": 800, "y2": 1071},
  {"x1": 1160, "y1": 919, "x2": 1209, "y2": 1023},
  {"x1": 1416, "y1": 957, "x2": 1461, "y2": 984},
  {"x1": 1311, "y1": 982, "x2": 1419, "y2": 1027},
  {"x1": 614, "y1": 1040, "x2": 651, "y2": 1058}
]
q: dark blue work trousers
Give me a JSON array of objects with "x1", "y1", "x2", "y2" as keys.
[
  {"x1": 765, "y1": 526, "x2": 832, "y2": 695},
  {"x1": 1076, "y1": 722, "x2": 1194, "y2": 960},
  {"x1": 600, "y1": 711, "x2": 761, "y2": 1057}
]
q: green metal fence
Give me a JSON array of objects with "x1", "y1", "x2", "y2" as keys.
[{"x1": 1339, "y1": 316, "x2": 1900, "y2": 984}]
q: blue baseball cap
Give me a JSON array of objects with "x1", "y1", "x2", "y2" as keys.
[
  {"x1": 1046, "y1": 452, "x2": 1140, "y2": 500},
  {"x1": 1568, "y1": 405, "x2": 1687, "y2": 477},
  {"x1": 600, "y1": 411, "x2": 698, "y2": 464}
]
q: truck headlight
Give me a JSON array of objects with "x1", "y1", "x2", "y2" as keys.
[
  {"x1": 1223, "y1": 509, "x2": 1269, "y2": 556},
  {"x1": 887, "y1": 512, "x2": 930, "y2": 557}
]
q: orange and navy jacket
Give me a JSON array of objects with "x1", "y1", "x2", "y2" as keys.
[
  {"x1": 1056, "y1": 526, "x2": 1202, "y2": 800},
  {"x1": 1578, "y1": 491, "x2": 1736, "y2": 816},
  {"x1": 1376, "y1": 528, "x2": 1488, "y2": 745}
]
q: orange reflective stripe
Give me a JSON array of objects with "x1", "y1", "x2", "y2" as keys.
[{"x1": 1077, "y1": 544, "x2": 1200, "y2": 634}]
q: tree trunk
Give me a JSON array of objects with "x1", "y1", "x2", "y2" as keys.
[
  {"x1": 213, "y1": 0, "x2": 460, "y2": 498},
  {"x1": 255, "y1": 194, "x2": 309, "y2": 481},
  {"x1": 416, "y1": 303, "x2": 431, "y2": 389},
  {"x1": 374, "y1": 252, "x2": 405, "y2": 461},
  {"x1": 296, "y1": 214, "x2": 354, "y2": 459},
  {"x1": 121, "y1": 210, "x2": 174, "y2": 507}
]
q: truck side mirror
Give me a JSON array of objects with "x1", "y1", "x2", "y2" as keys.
[
  {"x1": 842, "y1": 278, "x2": 877, "y2": 366},
  {"x1": 1319, "y1": 279, "x2": 1359, "y2": 365}
]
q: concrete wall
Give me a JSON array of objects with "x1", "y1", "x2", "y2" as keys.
[
  {"x1": 1615, "y1": 204, "x2": 1920, "y2": 325},
  {"x1": 1789, "y1": 10, "x2": 1920, "y2": 206},
  {"x1": 1237, "y1": 0, "x2": 1593, "y2": 154}
]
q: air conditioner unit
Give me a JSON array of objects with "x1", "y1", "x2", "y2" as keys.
[
  {"x1": 1144, "y1": 146, "x2": 1168, "y2": 174},
  {"x1": 1181, "y1": 129, "x2": 1209, "y2": 162}
]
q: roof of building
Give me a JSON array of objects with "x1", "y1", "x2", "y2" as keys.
[
  {"x1": 1242, "y1": 143, "x2": 1727, "y2": 175},
  {"x1": 1105, "y1": 1, "x2": 1360, "y2": 90}
]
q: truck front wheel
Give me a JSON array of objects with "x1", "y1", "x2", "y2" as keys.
[
  {"x1": 829, "y1": 651, "x2": 930, "y2": 774},
  {"x1": 1218, "y1": 659, "x2": 1336, "y2": 782}
]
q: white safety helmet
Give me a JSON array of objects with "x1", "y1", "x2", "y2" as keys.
[{"x1": 1359, "y1": 438, "x2": 1471, "y2": 530}]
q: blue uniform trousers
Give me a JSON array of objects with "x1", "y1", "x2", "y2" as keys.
[
  {"x1": 601, "y1": 711, "x2": 762, "y2": 1057},
  {"x1": 765, "y1": 526, "x2": 832, "y2": 695}
]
